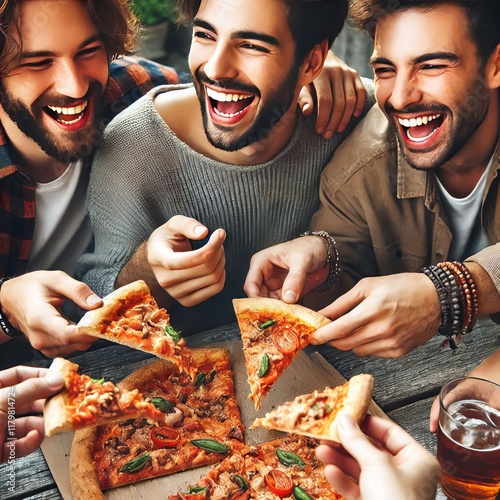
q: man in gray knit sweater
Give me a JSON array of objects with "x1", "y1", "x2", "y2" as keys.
[{"x1": 79, "y1": 0, "x2": 374, "y2": 334}]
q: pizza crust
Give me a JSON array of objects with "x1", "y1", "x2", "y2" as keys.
[
  {"x1": 252, "y1": 373, "x2": 374, "y2": 443},
  {"x1": 70, "y1": 427, "x2": 104, "y2": 500},
  {"x1": 44, "y1": 358, "x2": 78, "y2": 437},
  {"x1": 77, "y1": 280, "x2": 152, "y2": 334},
  {"x1": 233, "y1": 297, "x2": 331, "y2": 330}
]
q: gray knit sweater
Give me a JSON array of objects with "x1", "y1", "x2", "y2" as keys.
[{"x1": 79, "y1": 83, "x2": 373, "y2": 334}]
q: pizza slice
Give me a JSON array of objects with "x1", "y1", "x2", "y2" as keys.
[
  {"x1": 251, "y1": 373, "x2": 374, "y2": 443},
  {"x1": 168, "y1": 434, "x2": 343, "y2": 500},
  {"x1": 44, "y1": 358, "x2": 164, "y2": 437},
  {"x1": 233, "y1": 297, "x2": 331, "y2": 409},
  {"x1": 77, "y1": 280, "x2": 196, "y2": 379}
]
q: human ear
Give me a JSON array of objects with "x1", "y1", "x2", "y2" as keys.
[
  {"x1": 485, "y1": 43, "x2": 500, "y2": 89},
  {"x1": 298, "y1": 39, "x2": 330, "y2": 86}
]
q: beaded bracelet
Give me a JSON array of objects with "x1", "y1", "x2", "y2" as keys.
[
  {"x1": 0, "y1": 277, "x2": 23, "y2": 339},
  {"x1": 299, "y1": 230, "x2": 340, "y2": 290},
  {"x1": 421, "y1": 266, "x2": 457, "y2": 349}
]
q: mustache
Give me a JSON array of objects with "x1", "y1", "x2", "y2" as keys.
[
  {"x1": 195, "y1": 68, "x2": 260, "y2": 97},
  {"x1": 32, "y1": 81, "x2": 104, "y2": 109},
  {"x1": 384, "y1": 102, "x2": 450, "y2": 116}
]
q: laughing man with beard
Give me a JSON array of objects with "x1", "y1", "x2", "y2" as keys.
[
  {"x1": 79, "y1": 0, "x2": 375, "y2": 335},
  {"x1": 244, "y1": 0, "x2": 500, "y2": 359},
  {"x1": 0, "y1": 0, "x2": 180, "y2": 363}
]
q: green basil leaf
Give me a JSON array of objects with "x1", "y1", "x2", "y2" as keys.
[
  {"x1": 151, "y1": 397, "x2": 176, "y2": 413},
  {"x1": 276, "y1": 449, "x2": 306, "y2": 468},
  {"x1": 258, "y1": 353, "x2": 270, "y2": 378},
  {"x1": 119, "y1": 452, "x2": 151, "y2": 473},
  {"x1": 191, "y1": 439, "x2": 228, "y2": 454},
  {"x1": 165, "y1": 325, "x2": 181, "y2": 342},
  {"x1": 259, "y1": 319, "x2": 276, "y2": 330},
  {"x1": 293, "y1": 485, "x2": 314, "y2": 500}
]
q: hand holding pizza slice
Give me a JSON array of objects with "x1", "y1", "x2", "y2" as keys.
[
  {"x1": 44, "y1": 358, "x2": 164, "y2": 437},
  {"x1": 233, "y1": 297, "x2": 331, "y2": 409},
  {"x1": 77, "y1": 280, "x2": 196, "y2": 379},
  {"x1": 251, "y1": 373, "x2": 374, "y2": 443}
]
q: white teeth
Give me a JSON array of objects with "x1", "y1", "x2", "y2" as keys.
[
  {"x1": 397, "y1": 113, "x2": 441, "y2": 128},
  {"x1": 47, "y1": 101, "x2": 88, "y2": 116},
  {"x1": 206, "y1": 87, "x2": 252, "y2": 103},
  {"x1": 213, "y1": 107, "x2": 246, "y2": 118}
]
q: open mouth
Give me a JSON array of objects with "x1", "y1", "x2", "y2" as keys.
[
  {"x1": 44, "y1": 101, "x2": 89, "y2": 126},
  {"x1": 206, "y1": 87, "x2": 254, "y2": 118},
  {"x1": 397, "y1": 113, "x2": 445, "y2": 143}
]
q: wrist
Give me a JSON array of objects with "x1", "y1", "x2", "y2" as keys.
[
  {"x1": 299, "y1": 231, "x2": 340, "y2": 291},
  {"x1": 0, "y1": 277, "x2": 24, "y2": 339}
]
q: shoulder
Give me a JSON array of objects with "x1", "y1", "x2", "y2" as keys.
[
  {"x1": 104, "y1": 56, "x2": 180, "y2": 123},
  {"x1": 323, "y1": 104, "x2": 398, "y2": 181}
]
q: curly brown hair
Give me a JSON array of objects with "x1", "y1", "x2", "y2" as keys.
[
  {"x1": 177, "y1": 0, "x2": 348, "y2": 66},
  {"x1": 0, "y1": 0, "x2": 139, "y2": 77},
  {"x1": 348, "y1": 0, "x2": 500, "y2": 64}
]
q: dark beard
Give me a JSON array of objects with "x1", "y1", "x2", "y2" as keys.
[
  {"x1": 0, "y1": 81, "x2": 106, "y2": 163},
  {"x1": 194, "y1": 65, "x2": 299, "y2": 152}
]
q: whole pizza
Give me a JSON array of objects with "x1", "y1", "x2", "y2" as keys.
[{"x1": 70, "y1": 347, "x2": 245, "y2": 498}]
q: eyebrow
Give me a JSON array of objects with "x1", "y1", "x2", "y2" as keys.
[
  {"x1": 370, "y1": 51, "x2": 459, "y2": 67},
  {"x1": 20, "y1": 34, "x2": 102, "y2": 59},
  {"x1": 193, "y1": 18, "x2": 280, "y2": 47}
]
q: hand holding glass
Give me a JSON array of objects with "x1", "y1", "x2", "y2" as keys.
[{"x1": 437, "y1": 376, "x2": 500, "y2": 500}]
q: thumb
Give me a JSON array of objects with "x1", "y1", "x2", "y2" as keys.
[
  {"x1": 336, "y1": 414, "x2": 384, "y2": 466},
  {"x1": 13, "y1": 373, "x2": 65, "y2": 407},
  {"x1": 281, "y1": 259, "x2": 311, "y2": 303}
]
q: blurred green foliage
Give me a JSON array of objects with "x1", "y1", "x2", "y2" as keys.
[{"x1": 131, "y1": 0, "x2": 177, "y2": 26}]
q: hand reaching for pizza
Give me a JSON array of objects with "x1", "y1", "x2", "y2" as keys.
[
  {"x1": 244, "y1": 236, "x2": 329, "y2": 302},
  {"x1": 316, "y1": 414, "x2": 440, "y2": 500},
  {"x1": 311, "y1": 273, "x2": 442, "y2": 358},
  {"x1": 0, "y1": 366, "x2": 64, "y2": 462},
  {"x1": 146, "y1": 215, "x2": 227, "y2": 307},
  {"x1": 298, "y1": 50, "x2": 367, "y2": 138},
  {"x1": 0, "y1": 271, "x2": 102, "y2": 357}
]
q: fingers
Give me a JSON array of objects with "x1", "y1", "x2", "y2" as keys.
[
  {"x1": 163, "y1": 215, "x2": 209, "y2": 242},
  {"x1": 429, "y1": 396, "x2": 440, "y2": 433},
  {"x1": 322, "y1": 463, "x2": 361, "y2": 500},
  {"x1": 2, "y1": 424, "x2": 44, "y2": 462},
  {"x1": 0, "y1": 366, "x2": 48, "y2": 389},
  {"x1": 153, "y1": 226, "x2": 225, "y2": 272},
  {"x1": 0, "y1": 372, "x2": 64, "y2": 415}
]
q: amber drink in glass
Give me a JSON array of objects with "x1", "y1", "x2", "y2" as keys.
[{"x1": 437, "y1": 377, "x2": 500, "y2": 500}]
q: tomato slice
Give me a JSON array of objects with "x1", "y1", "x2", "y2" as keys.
[
  {"x1": 272, "y1": 328, "x2": 299, "y2": 355},
  {"x1": 264, "y1": 469, "x2": 294, "y2": 498},
  {"x1": 151, "y1": 426, "x2": 180, "y2": 448}
]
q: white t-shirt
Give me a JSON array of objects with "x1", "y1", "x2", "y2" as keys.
[
  {"x1": 435, "y1": 157, "x2": 493, "y2": 261},
  {"x1": 27, "y1": 160, "x2": 93, "y2": 276}
]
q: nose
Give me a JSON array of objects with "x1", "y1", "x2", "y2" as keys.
[
  {"x1": 202, "y1": 43, "x2": 238, "y2": 82},
  {"x1": 53, "y1": 59, "x2": 89, "y2": 99},
  {"x1": 388, "y1": 73, "x2": 423, "y2": 111}
]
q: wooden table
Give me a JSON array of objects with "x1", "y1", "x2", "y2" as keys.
[{"x1": 2, "y1": 317, "x2": 499, "y2": 499}]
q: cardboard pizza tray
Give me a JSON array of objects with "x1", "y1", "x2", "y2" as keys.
[{"x1": 41, "y1": 340, "x2": 387, "y2": 499}]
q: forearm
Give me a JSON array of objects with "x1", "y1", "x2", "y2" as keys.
[
  {"x1": 465, "y1": 261, "x2": 500, "y2": 316},
  {"x1": 116, "y1": 242, "x2": 176, "y2": 310}
]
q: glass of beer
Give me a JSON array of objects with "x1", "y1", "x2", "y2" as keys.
[{"x1": 437, "y1": 376, "x2": 500, "y2": 500}]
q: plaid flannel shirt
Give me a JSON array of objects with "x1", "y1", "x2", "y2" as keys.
[{"x1": 0, "y1": 56, "x2": 179, "y2": 278}]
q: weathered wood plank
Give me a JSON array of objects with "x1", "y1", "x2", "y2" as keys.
[
  {"x1": 315, "y1": 317, "x2": 500, "y2": 410},
  {"x1": 0, "y1": 449, "x2": 57, "y2": 499}
]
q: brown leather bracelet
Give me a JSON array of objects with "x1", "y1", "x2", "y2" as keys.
[{"x1": 0, "y1": 277, "x2": 24, "y2": 338}]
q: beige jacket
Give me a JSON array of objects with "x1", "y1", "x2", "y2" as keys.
[{"x1": 310, "y1": 104, "x2": 500, "y2": 293}]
